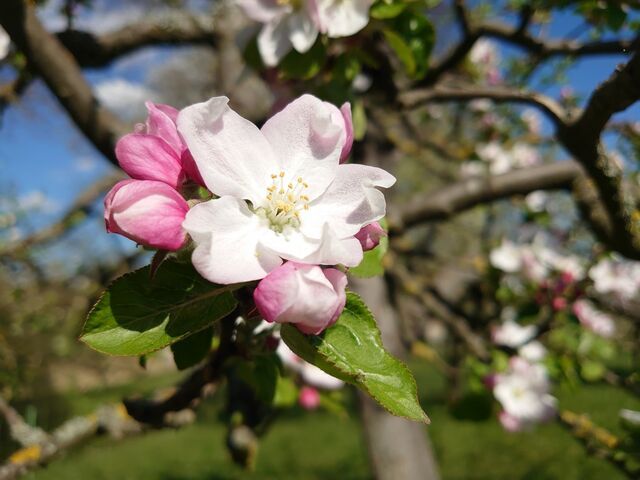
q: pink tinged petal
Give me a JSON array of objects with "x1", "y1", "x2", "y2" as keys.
[
  {"x1": 339, "y1": 102, "x2": 354, "y2": 163},
  {"x1": 177, "y1": 97, "x2": 279, "y2": 205},
  {"x1": 115, "y1": 134, "x2": 184, "y2": 189},
  {"x1": 182, "y1": 196, "x2": 282, "y2": 284},
  {"x1": 301, "y1": 164, "x2": 396, "y2": 239},
  {"x1": 154, "y1": 103, "x2": 179, "y2": 123},
  {"x1": 354, "y1": 221, "x2": 385, "y2": 251},
  {"x1": 258, "y1": 17, "x2": 294, "y2": 67},
  {"x1": 499, "y1": 411, "x2": 523, "y2": 432},
  {"x1": 181, "y1": 150, "x2": 206, "y2": 187},
  {"x1": 287, "y1": 10, "x2": 319, "y2": 53},
  {"x1": 238, "y1": 0, "x2": 290, "y2": 22},
  {"x1": 322, "y1": 267, "x2": 347, "y2": 327},
  {"x1": 104, "y1": 180, "x2": 188, "y2": 251},
  {"x1": 144, "y1": 101, "x2": 183, "y2": 155},
  {"x1": 299, "y1": 386, "x2": 321, "y2": 410},
  {"x1": 317, "y1": 0, "x2": 372, "y2": 37},
  {"x1": 261, "y1": 94, "x2": 345, "y2": 201},
  {"x1": 253, "y1": 262, "x2": 347, "y2": 335}
]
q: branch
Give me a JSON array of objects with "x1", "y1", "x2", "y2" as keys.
[
  {"x1": 390, "y1": 161, "x2": 583, "y2": 233},
  {"x1": 558, "y1": 52, "x2": 640, "y2": 259},
  {"x1": 0, "y1": 0, "x2": 128, "y2": 166},
  {"x1": 400, "y1": 85, "x2": 567, "y2": 127},
  {"x1": 56, "y1": 12, "x2": 218, "y2": 67},
  {"x1": 0, "y1": 172, "x2": 125, "y2": 258},
  {"x1": 124, "y1": 311, "x2": 237, "y2": 426}
]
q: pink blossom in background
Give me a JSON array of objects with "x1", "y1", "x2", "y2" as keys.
[
  {"x1": 354, "y1": 222, "x2": 385, "y2": 251},
  {"x1": 573, "y1": 299, "x2": 616, "y2": 338},
  {"x1": 254, "y1": 262, "x2": 347, "y2": 335},
  {"x1": 299, "y1": 386, "x2": 321, "y2": 410},
  {"x1": 179, "y1": 94, "x2": 394, "y2": 285},
  {"x1": 493, "y1": 357, "x2": 557, "y2": 432},
  {"x1": 104, "y1": 179, "x2": 189, "y2": 251}
]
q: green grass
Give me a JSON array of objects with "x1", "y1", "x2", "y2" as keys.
[{"x1": 19, "y1": 361, "x2": 640, "y2": 480}]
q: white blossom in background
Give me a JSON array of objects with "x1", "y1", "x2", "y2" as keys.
[
  {"x1": 573, "y1": 299, "x2": 616, "y2": 338},
  {"x1": 525, "y1": 190, "x2": 549, "y2": 212},
  {"x1": 468, "y1": 39, "x2": 501, "y2": 84},
  {"x1": 469, "y1": 99, "x2": 492, "y2": 112},
  {"x1": 490, "y1": 239, "x2": 523, "y2": 273},
  {"x1": 493, "y1": 357, "x2": 557, "y2": 432},
  {"x1": 352, "y1": 73, "x2": 372, "y2": 92},
  {"x1": 277, "y1": 342, "x2": 344, "y2": 390},
  {"x1": 459, "y1": 161, "x2": 485, "y2": 179},
  {"x1": 589, "y1": 256, "x2": 640, "y2": 301},
  {"x1": 477, "y1": 142, "x2": 512, "y2": 175},
  {"x1": 521, "y1": 108, "x2": 542, "y2": 136},
  {"x1": 519, "y1": 341, "x2": 547, "y2": 363},
  {"x1": 0, "y1": 26, "x2": 10, "y2": 60},
  {"x1": 511, "y1": 143, "x2": 541, "y2": 169},
  {"x1": 492, "y1": 318, "x2": 537, "y2": 349}
]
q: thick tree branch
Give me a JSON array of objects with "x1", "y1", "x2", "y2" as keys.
[
  {"x1": 390, "y1": 161, "x2": 583, "y2": 233},
  {"x1": 57, "y1": 12, "x2": 218, "y2": 67},
  {"x1": 400, "y1": 85, "x2": 567, "y2": 127},
  {"x1": 0, "y1": 0, "x2": 128, "y2": 166}
]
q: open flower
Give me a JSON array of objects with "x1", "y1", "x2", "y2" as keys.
[
  {"x1": 494, "y1": 357, "x2": 557, "y2": 432},
  {"x1": 238, "y1": 0, "x2": 320, "y2": 67},
  {"x1": 179, "y1": 94, "x2": 395, "y2": 285},
  {"x1": 254, "y1": 262, "x2": 347, "y2": 334},
  {"x1": 573, "y1": 299, "x2": 616, "y2": 338},
  {"x1": 315, "y1": 0, "x2": 373, "y2": 38}
]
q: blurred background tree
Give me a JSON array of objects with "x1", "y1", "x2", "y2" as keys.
[{"x1": 0, "y1": 0, "x2": 639, "y2": 479}]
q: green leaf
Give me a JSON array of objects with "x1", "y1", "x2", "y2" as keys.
[
  {"x1": 81, "y1": 260, "x2": 238, "y2": 356},
  {"x1": 580, "y1": 360, "x2": 606, "y2": 382},
  {"x1": 279, "y1": 40, "x2": 326, "y2": 79},
  {"x1": 171, "y1": 325, "x2": 214, "y2": 370},
  {"x1": 352, "y1": 100, "x2": 368, "y2": 141},
  {"x1": 350, "y1": 233, "x2": 388, "y2": 278},
  {"x1": 281, "y1": 292, "x2": 429, "y2": 423},
  {"x1": 383, "y1": 28, "x2": 416, "y2": 76},
  {"x1": 371, "y1": 1, "x2": 407, "y2": 19},
  {"x1": 391, "y1": 10, "x2": 435, "y2": 79},
  {"x1": 273, "y1": 375, "x2": 298, "y2": 408}
]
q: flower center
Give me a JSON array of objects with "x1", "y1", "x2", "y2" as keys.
[{"x1": 258, "y1": 171, "x2": 309, "y2": 233}]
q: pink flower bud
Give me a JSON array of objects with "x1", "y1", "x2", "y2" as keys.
[
  {"x1": 104, "y1": 179, "x2": 189, "y2": 251},
  {"x1": 552, "y1": 297, "x2": 567, "y2": 311},
  {"x1": 354, "y1": 222, "x2": 386, "y2": 251},
  {"x1": 116, "y1": 102, "x2": 205, "y2": 188},
  {"x1": 253, "y1": 262, "x2": 348, "y2": 335},
  {"x1": 339, "y1": 102, "x2": 354, "y2": 163},
  {"x1": 299, "y1": 386, "x2": 321, "y2": 410}
]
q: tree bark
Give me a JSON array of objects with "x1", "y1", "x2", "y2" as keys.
[{"x1": 352, "y1": 276, "x2": 440, "y2": 480}]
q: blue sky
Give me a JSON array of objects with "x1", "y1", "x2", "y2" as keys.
[{"x1": 0, "y1": 1, "x2": 638, "y2": 272}]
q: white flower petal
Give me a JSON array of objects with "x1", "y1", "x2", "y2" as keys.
[
  {"x1": 177, "y1": 97, "x2": 279, "y2": 205},
  {"x1": 258, "y1": 17, "x2": 293, "y2": 67},
  {"x1": 287, "y1": 10, "x2": 318, "y2": 53},
  {"x1": 237, "y1": 0, "x2": 290, "y2": 22},
  {"x1": 183, "y1": 197, "x2": 282, "y2": 284},
  {"x1": 317, "y1": 0, "x2": 372, "y2": 37},
  {"x1": 300, "y1": 164, "x2": 396, "y2": 239},
  {"x1": 261, "y1": 94, "x2": 346, "y2": 201}
]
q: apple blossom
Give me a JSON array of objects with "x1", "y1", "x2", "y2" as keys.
[
  {"x1": 492, "y1": 319, "x2": 537, "y2": 349},
  {"x1": 238, "y1": 0, "x2": 320, "y2": 67},
  {"x1": 354, "y1": 222, "x2": 385, "y2": 251},
  {"x1": 104, "y1": 180, "x2": 189, "y2": 250},
  {"x1": 179, "y1": 94, "x2": 395, "y2": 285},
  {"x1": 299, "y1": 386, "x2": 321, "y2": 410},
  {"x1": 254, "y1": 262, "x2": 347, "y2": 335},
  {"x1": 339, "y1": 103, "x2": 354, "y2": 163},
  {"x1": 0, "y1": 26, "x2": 10, "y2": 61},
  {"x1": 277, "y1": 341, "x2": 344, "y2": 389},
  {"x1": 573, "y1": 299, "x2": 616, "y2": 338},
  {"x1": 493, "y1": 357, "x2": 557, "y2": 431},
  {"x1": 589, "y1": 256, "x2": 640, "y2": 301},
  {"x1": 315, "y1": 0, "x2": 373, "y2": 38},
  {"x1": 490, "y1": 239, "x2": 523, "y2": 273},
  {"x1": 519, "y1": 341, "x2": 547, "y2": 363},
  {"x1": 116, "y1": 101, "x2": 203, "y2": 188}
]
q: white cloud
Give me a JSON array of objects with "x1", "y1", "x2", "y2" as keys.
[{"x1": 94, "y1": 78, "x2": 157, "y2": 120}]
